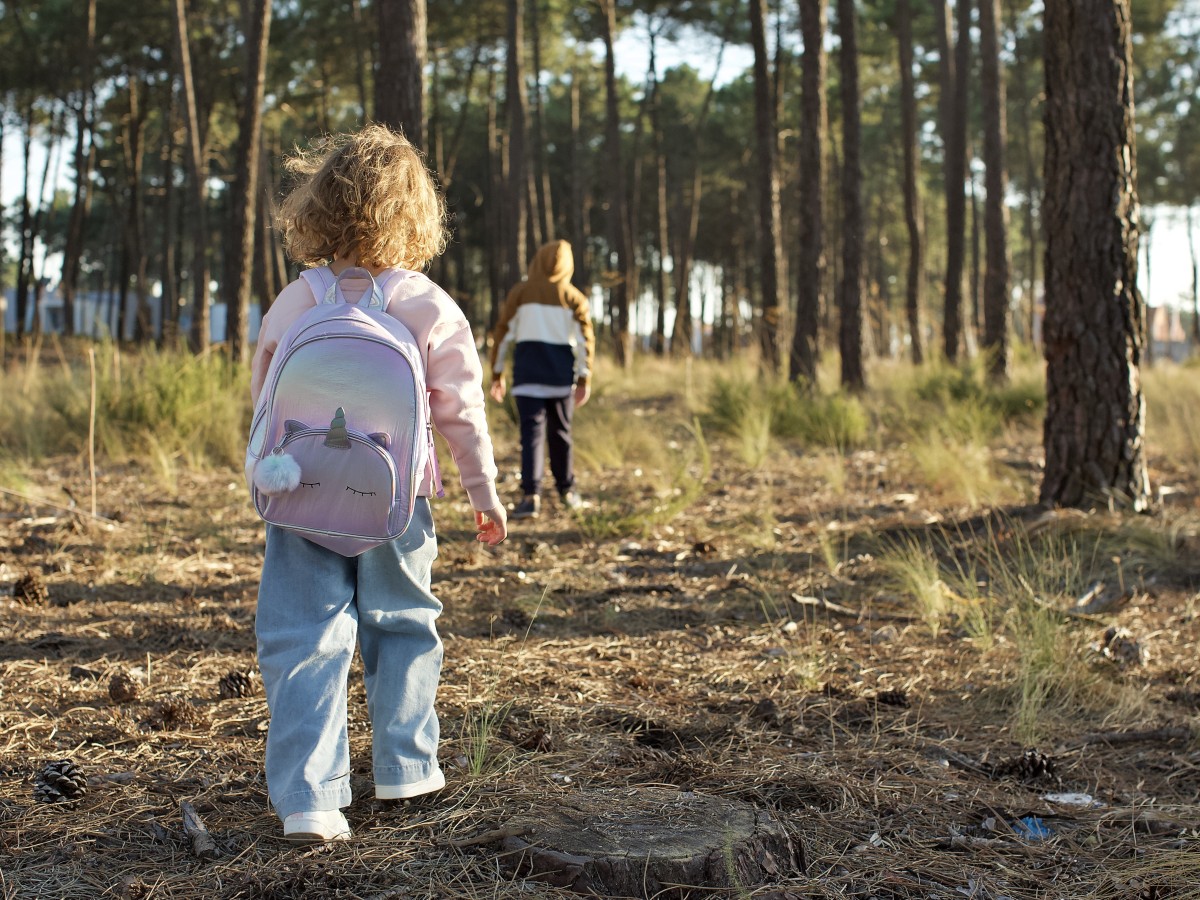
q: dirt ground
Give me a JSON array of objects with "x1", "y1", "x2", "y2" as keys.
[{"x1": 1, "y1": 419, "x2": 1198, "y2": 899}]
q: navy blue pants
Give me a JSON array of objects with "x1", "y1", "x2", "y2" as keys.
[{"x1": 516, "y1": 394, "x2": 575, "y2": 497}]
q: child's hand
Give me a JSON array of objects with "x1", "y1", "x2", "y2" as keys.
[
  {"x1": 475, "y1": 506, "x2": 508, "y2": 546},
  {"x1": 489, "y1": 376, "x2": 507, "y2": 403}
]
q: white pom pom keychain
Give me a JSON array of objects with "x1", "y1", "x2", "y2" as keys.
[{"x1": 254, "y1": 450, "x2": 302, "y2": 495}]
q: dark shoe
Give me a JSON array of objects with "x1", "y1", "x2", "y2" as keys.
[
  {"x1": 511, "y1": 494, "x2": 540, "y2": 519},
  {"x1": 559, "y1": 490, "x2": 582, "y2": 511}
]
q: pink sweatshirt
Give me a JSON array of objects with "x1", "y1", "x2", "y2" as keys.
[{"x1": 250, "y1": 269, "x2": 501, "y2": 513}]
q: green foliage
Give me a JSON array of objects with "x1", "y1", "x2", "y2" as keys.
[
  {"x1": 704, "y1": 376, "x2": 868, "y2": 461},
  {"x1": 0, "y1": 341, "x2": 252, "y2": 472}
]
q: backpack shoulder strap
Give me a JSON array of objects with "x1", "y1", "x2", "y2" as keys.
[{"x1": 299, "y1": 267, "x2": 337, "y2": 304}]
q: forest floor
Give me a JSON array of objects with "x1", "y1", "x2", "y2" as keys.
[{"x1": 1, "y1": 380, "x2": 1199, "y2": 899}]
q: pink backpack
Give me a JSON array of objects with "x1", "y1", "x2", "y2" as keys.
[{"x1": 245, "y1": 266, "x2": 441, "y2": 556}]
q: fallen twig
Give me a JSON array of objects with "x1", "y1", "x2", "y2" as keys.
[
  {"x1": 180, "y1": 800, "x2": 219, "y2": 860},
  {"x1": 444, "y1": 824, "x2": 535, "y2": 848}
]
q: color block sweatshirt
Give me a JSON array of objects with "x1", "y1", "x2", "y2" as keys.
[{"x1": 489, "y1": 241, "x2": 595, "y2": 396}]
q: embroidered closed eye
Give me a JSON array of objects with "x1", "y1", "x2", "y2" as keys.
[
  {"x1": 345, "y1": 486, "x2": 377, "y2": 497},
  {"x1": 299, "y1": 481, "x2": 321, "y2": 489}
]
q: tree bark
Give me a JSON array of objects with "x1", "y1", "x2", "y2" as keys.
[
  {"x1": 836, "y1": 0, "x2": 865, "y2": 390},
  {"x1": 499, "y1": 788, "x2": 800, "y2": 896},
  {"x1": 226, "y1": 0, "x2": 272, "y2": 364},
  {"x1": 1040, "y1": 0, "x2": 1150, "y2": 511},
  {"x1": 375, "y1": 0, "x2": 427, "y2": 150},
  {"x1": 529, "y1": 0, "x2": 554, "y2": 243},
  {"x1": 979, "y1": 0, "x2": 1010, "y2": 379},
  {"x1": 172, "y1": 0, "x2": 211, "y2": 353},
  {"x1": 505, "y1": 0, "x2": 529, "y2": 289},
  {"x1": 649, "y1": 35, "x2": 670, "y2": 357},
  {"x1": 897, "y1": 0, "x2": 924, "y2": 365},
  {"x1": 935, "y1": 0, "x2": 969, "y2": 363},
  {"x1": 599, "y1": 0, "x2": 631, "y2": 367},
  {"x1": 792, "y1": 0, "x2": 827, "y2": 384},
  {"x1": 749, "y1": 0, "x2": 784, "y2": 373}
]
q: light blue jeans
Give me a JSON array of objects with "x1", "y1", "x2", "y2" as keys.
[{"x1": 255, "y1": 499, "x2": 443, "y2": 820}]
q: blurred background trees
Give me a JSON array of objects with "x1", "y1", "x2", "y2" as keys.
[{"x1": 1, "y1": 0, "x2": 1196, "y2": 394}]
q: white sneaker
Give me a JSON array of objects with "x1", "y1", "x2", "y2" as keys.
[
  {"x1": 282, "y1": 810, "x2": 352, "y2": 842},
  {"x1": 375, "y1": 768, "x2": 446, "y2": 800}
]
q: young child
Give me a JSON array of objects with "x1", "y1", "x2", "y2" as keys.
[
  {"x1": 488, "y1": 240, "x2": 595, "y2": 519},
  {"x1": 250, "y1": 125, "x2": 507, "y2": 842}
]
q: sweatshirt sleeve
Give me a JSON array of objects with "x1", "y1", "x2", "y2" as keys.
[
  {"x1": 568, "y1": 287, "x2": 595, "y2": 386},
  {"x1": 250, "y1": 279, "x2": 317, "y2": 405},
  {"x1": 427, "y1": 317, "x2": 501, "y2": 512}
]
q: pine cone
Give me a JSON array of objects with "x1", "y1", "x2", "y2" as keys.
[
  {"x1": 33, "y1": 759, "x2": 87, "y2": 804},
  {"x1": 109, "y1": 673, "x2": 140, "y2": 703},
  {"x1": 13, "y1": 572, "x2": 49, "y2": 606},
  {"x1": 218, "y1": 670, "x2": 258, "y2": 700},
  {"x1": 143, "y1": 697, "x2": 204, "y2": 731},
  {"x1": 994, "y1": 748, "x2": 1060, "y2": 784}
]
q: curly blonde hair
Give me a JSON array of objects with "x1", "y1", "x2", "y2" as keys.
[{"x1": 277, "y1": 124, "x2": 448, "y2": 270}]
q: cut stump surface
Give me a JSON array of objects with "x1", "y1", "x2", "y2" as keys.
[{"x1": 499, "y1": 787, "x2": 798, "y2": 897}]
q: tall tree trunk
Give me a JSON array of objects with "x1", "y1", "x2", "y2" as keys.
[
  {"x1": 529, "y1": 0, "x2": 554, "y2": 242},
  {"x1": 16, "y1": 101, "x2": 34, "y2": 339},
  {"x1": 749, "y1": 0, "x2": 784, "y2": 373},
  {"x1": 61, "y1": 0, "x2": 98, "y2": 338},
  {"x1": 836, "y1": 0, "x2": 865, "y2": 390},
  {"x1": 349, "y1": 0, "x2": 371, "y2": 120},
  {"x1": 897, "y1": 0, "x2": 923, "y2": 365},
  {"x1": 599, "y1": 0, "x2": 631, "y2": 366},
  {"x1": 226, "y1": 0, "x2": 272, "y2": 364},
  {"x1": 123, "y1": 78, "x2": 151, "y2": 343},
  {"x1": 1040, "y1": 0, "x2": 1149, "y2": 510},
  {"x1": 505, "y1": 0, "x2": 529, "y2": 288},
  {"x1": 935, "y1": 0, "x2": 968, "y2": 363},
  {"x1": 668, "y1": 25, "x2": 728, "y2": 357},
  {"x1": 1008, "y1": 4, "x2": 1040, "y2": 347},
  {"x1": 1188, "y1": 205, "x2": 1199, "y2": 345},
  {"x1": 376, "y1": 0, "x2": 427, "y2": 150},
  {"x1": 568, "y1": 70, "x2": 590, "y2": 292},
  {"x1": 486, "y1": 70, "x2": 507, "y2": 331},
  {"x1": 172, "y1": 0, "x2": 211, "y2": 352},
  {"x1": 979, "y1": 0, "x2": 1010, "y2": 379},
  {"x1": 649, "y1": 35, "x2": 669, "y2": 357},
  {"x1": 791, "y1": 0, "x2": 827, "y2": 384},
  {"x1": 161, "y1": 98, "x2": 180, "y2": 346}
]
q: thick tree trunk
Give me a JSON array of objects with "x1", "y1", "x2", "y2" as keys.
[
  {"x1": 1008, "y1": 5, "x2": 1040, "y2": 348},
  {"x1": 505, "y1": 0, "x2": 529, "y2": 288},
  {"x1": 599, "y1": 0, "x2": 631, "y2": 366},
  {"x1": 979, "y1": 0, "x2": 1010, "y2": 379},
  {"x1": 375, "y1": 0, "x2": 426, "y2": 150},
  {"x1": 897, "y1": 0, "x2": 924, "y2": 365},
  {"x1": 836, "y1": 0, "x2": 865, "y2": 390},
  {"x1": 226, "y1": 0, "x2": 272, "y2": 364},
  {"x1": 1040, "y1": 0, "x2": 1149, "y2": 511},
  {"x1": 749, "y1": 0, "x2": 784, "y2": 373},
  {"x1": 172, "y1": 0, "x2": 211, "y2": 352},
  {"x1": 792, "y1": 0, "x2": 827, "y2": 384}
]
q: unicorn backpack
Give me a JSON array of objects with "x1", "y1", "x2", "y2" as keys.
[{"x1": 245, "y1": 266, "x2": 441, "y2": 556}]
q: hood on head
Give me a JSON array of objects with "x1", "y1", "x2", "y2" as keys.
[{"x1": 530, "y1": 240, "x2": 574, "y2": 284}]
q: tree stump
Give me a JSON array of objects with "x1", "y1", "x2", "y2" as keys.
[{"x1": 498, "y1": 787, "x2": 799, "y2": 898}]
